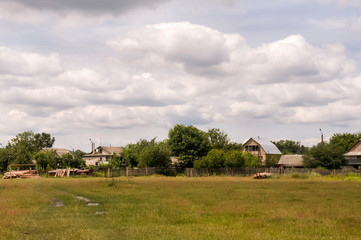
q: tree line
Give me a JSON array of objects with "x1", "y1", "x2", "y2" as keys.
[
  {"x1": 1, "y1": 127, "x2": 360, "y2": 173},
  {"x1": 0, "y1": 131, "x2": 85, "y2": 173}
]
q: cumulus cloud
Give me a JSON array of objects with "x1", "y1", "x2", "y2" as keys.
[
  {"x1": 1, "y1": 21, "x2": 361, "y2": 148},
  {"x1": 0, "y1": 47, "x2": 63, "y2": 76},
  {"x1": 108, "y1": 22, "x2": 355, "y2": 84}
]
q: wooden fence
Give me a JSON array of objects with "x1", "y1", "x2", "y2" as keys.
[
  {"x1": 104, "y1": 167, "x2": 165, "y2": 177},
  {"x1": 102, "y1": 166, "x2": 361, "y2": 177},
  {"x1": 185, "y1": 167, "x2": 361, "y2": 177}
]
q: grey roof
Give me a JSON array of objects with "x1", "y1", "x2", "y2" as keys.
[
  {"x1": 243, "y1": 137, "x2": 282, "y2": 154},
  {"x1": 42, "y1": 148, "x2": 70, "y2": 157},
  {"x1": 278, "y1": 155, "x2": 304, "y2": 167},
  {"x1": 345, "y1": 152, "x2": 361, "y2": 156}
]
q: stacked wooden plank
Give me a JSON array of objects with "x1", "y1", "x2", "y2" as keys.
[{"x1": 3, "y1": 170, "x2": 39, "y2": 179}]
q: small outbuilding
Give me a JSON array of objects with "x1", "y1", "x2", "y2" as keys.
[
  {"x1": 278, "y1": 155, "x2": 304, "y2": 168},
  {"x1": 344, "y1": 139, "x2": 361, "y2": 167}
]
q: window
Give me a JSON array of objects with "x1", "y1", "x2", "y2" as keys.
[{"x1": 245, "y1": 145, "x2": 259, "y2": 151}]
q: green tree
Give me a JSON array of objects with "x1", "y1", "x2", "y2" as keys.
[
  {"x1": 272, "y1": 140, "x2": 308, "y2": 155},
  {"x1": 108, "y1": 152, "x2": 124, "y2": 168},
  {"x1": 59, "y1": 153, "x2": 85, "y2": 168},
  {"x1": 122, "y1": 138, "x2": 157, "y2": 167},
  {"x1": 137, "y1": 143, "x2": 171, "y2": 169},
  {"x1": 329, "y1": 132, "x2": 361, "y2": 154},
  {"x1": 243, "y1": 152, "x2": 261, "y2": 167},
  {"x1": 34, "y1": 150, "x2": 59, "y2": 171},
  {"x1": 303, "y1": 142, "x2": 346, "y2": 169},
  {"x1": 224, "y1": 150, "x2": 245, "y2": 167},
  {"x1": 5, "y1": 131, "x2": 55, "y2": 165},
  {"x1": 0, "y1": 148, "x2": 13, "y2": 173},
  {"x1": 194, "y1": 149, "x2": 225, "y2": 168},
  {"x1": 168, "y1": 124, "x2": 211, "y2": 167},
  {"x1": 208, "y1": 128, "x2": 229, "y2": 149}
]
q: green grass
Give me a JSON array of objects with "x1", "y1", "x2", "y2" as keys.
[{"x1": 1, "y1": 176, "x2": 361, "y2": 239}]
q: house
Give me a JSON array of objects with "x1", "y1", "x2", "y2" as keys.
[
  {"x1": 83, "y1": 145, "x2": 124, "y2": 166},
  {"x1": 278, "y1": 155, "x2": 304, "y2": 168},
  {"x1": 41, "y1": 148, "x2": 70, "y2": 157},
  {"x1": 242, "y1": 137, "x2": 282, "y2": 165},
  {"x1": 344, "y1": 139, "x2": 361, "y2": 168}
]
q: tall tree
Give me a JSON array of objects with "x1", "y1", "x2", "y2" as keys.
[
  {"x1": 329, "y1": 132, "x2": 361, "y2": 154},
  {"x1": 168, "y1": 124, "x2": 211, "y2": 167},
  {"x1": 122, "y1": 138, "x2": 157, "y2": 167},
  {"x1": 272, "y1": 140, "x2": 308, "y2": 155},
  {"x1": 303, "y1": 142, "x2": 346, "y2": 169},
  {"x1": 4, "y1": 131, "x2": 55, "y2": 166}
]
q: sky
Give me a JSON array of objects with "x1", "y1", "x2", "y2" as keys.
[{"x1": 0, "y1": 0, "x2": 361, "y2": 152}]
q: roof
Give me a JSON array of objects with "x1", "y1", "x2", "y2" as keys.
[
  {"x1": 83, "y1": 146, "x2": 124, "y2": 157},
  {"x1": 42, "y1": 148, "x2": 70, "y2": 157},
  {"x1": 243, "y1": 137, "x2": 282, "y2": 155},
  {"x1": 278, "y1": 155, "x2": 304, "y2": 167},
  {"x1": 100, "y1": 146, "x2": 123, "y2": 154},
  {"x1": 344, "y1": 152, "x2": 361, "y2": 156}
]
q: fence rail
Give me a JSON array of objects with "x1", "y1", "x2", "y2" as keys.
[
  {"x1": 103, "y1": 167, "x2": 166, "y2": 177},
  {"x1": 102, "y1": 166, "x2": 361, "y2": 177},
  {"x1": 185, "y1": 167, "x2": 361, "y2": 177}
]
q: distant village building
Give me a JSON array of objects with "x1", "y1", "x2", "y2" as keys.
[
  {"x1": 83, "y1": 145, "x2": 124, "y2": 166},
  {"x1": 41, "y1": 148, "x2": 70, "y2": 157},
  {"x1": 278, "y1": 155, "x2": 304, "y2": 168},
  {"x1": 344, "y1": 139, "x2": 361, "y2": 168},
  {"x1": 242, "y1": 137, "x2": 282, "y2": 165}
]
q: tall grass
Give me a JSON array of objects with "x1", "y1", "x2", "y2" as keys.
[{"x1": 1, "y1": 177, "x2": 361, "y2": 239}]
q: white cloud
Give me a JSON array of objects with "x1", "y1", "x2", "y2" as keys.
[{"x1": 0, "y1": 46, "x2": 63, "y2": 75}]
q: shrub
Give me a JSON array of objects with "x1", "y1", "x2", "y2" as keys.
[{"x1": 291, "y1": 172, "x2": 309, "y2": 179}]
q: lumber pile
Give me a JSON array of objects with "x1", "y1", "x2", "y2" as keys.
[
  {"x1": 253, "y1": 172, "x2": 272, "y2": 179},
  {"x1": 3, "y1": 170, "x2": 39, "y2": 179},
  {"x1": 48, "y1": 168, "x2": 91, "y2": 177}
]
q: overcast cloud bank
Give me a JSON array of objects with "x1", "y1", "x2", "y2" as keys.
[{"x1": 0, "y1": 0, "x2": 360, "y2": 150}]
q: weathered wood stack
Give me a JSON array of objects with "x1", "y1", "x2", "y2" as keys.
[
  {"x1": 3, "y1": 170, "x2": 39, "y2": 179},
  {"x1": 48, "y1": 168, "x2": 91, "y2": 177}
]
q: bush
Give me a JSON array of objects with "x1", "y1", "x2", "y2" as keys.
[
  {"x1": 291, "y1": 172, "x2": 309, "y2": 179},
  {"x1": 224, "y1": 150, "x2": 244, "y2": 167}
]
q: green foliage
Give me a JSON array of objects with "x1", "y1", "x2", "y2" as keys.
[
  {"x1": 329, "y1": 132, "x2": 361, "y2": 154},
  {"x1": 243, "y1": 152, "x2": 262, "y2": 167},
  {"x1": 346, "y1": 172, "x2": 359, "y2": 181},
  {"x1": 207, "y1": 128, "x2": 242, "y2": 151},
  {"x1": 265, "y1": 154, "x2": 282, "y2": 167},
  {"x1": 224, "y1": 150, "x2": 245, "y2": 167},
  {"x1": 1, "y1": 131, "x2": 55, "y2": 168},
  {"x1": 291, "y1": 173, "x2": 309, "y2": 179},
  {"x1": 108, "y1": 152, "x2": 124, "y2": 168},
  {"x1": 272, "y1": 140, "x2": 308, "y2": 155},
  {"x1": 137, "y1": 143, "x2": 171, "y2": 169},
  {"x1": 168, "y1": 124, "x2": 211, "y2": 167},
  {"x1": 194, "y1": 149, "x2": 225, "y2": 168},
  {"x1": 303, "y1": 142, "x2": 346, "y2": 169},
  {"x1": 0, "y1": 148, "x2": 13, "y2": 173},
  {"x1": 122, "y1": 138, "x2": 157, "y2": 167},
  {"x1": 35, "y1": 150, "x2": 59, "y2": 171}
]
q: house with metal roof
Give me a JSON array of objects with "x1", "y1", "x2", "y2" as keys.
[
  {"x1": 344, "y1": 139, "x2": 361, "y2": 167},
  {"x1": 83, "y1": 146, "x2": 124, "y2": 166},
  {"x1": 242, "y1": 137, "x2": 282, "y2": 165}
]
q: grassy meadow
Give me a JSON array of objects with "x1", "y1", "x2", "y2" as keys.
[{"x1": 1, "y1": 176, "x2": 361, "y2": 240}]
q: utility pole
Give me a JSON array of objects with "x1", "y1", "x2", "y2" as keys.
[{"x1": 319, "y1": 129, "x2": 324, "y2": 143}]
